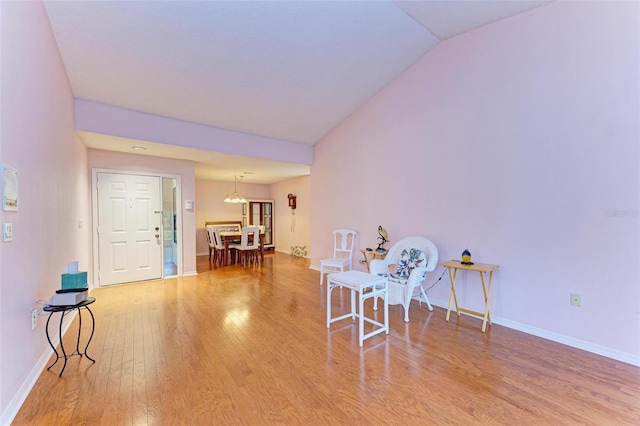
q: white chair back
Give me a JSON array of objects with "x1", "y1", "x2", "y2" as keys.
[
  {"x1": 381, "y1": 236, "x2": 438, "y2": 273},
  {"x1": 319, "y1": 229, "x2": 357, "y2": 285},
  {"x1": 333, "y1": 229, "x2": 356, "y2": 261},
  {"x1": 206, "y1": 226, "x2": 214, "y2": 247},
  {"x1": 211, "y1": 227, "x2": 224, "y2": 250},
  {"x1": 206, "y1": 225, "x2": 226, "y2": 264},
  {"x1": 206, "y1": 226, "x2": 216, "y2": 248},
  {"x1": 240, "y1": 227, "x2": 260, "y2": 250}
]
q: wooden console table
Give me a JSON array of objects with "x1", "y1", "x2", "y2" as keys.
[{"x1": 441, "y1": 260, "x2": 499, "y2": 332}]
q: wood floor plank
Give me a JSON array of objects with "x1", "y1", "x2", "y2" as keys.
[{"x1": 12, "y1": 252, "x2": 640, "y2": 425}]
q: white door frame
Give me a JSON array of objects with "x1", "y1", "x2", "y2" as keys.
[{"x1": 91, "y1": 168, "x2": 183, "y2": 286}]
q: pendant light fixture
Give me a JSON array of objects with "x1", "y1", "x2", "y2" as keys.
[{"x1": 224, "y1": 175, "x2": 247, "y2": 203}]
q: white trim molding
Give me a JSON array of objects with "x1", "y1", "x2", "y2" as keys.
[{"x1": 428, "y1": 298, "x2": 640, "y2": 367}]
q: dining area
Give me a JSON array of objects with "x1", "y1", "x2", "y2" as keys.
[{"x1": 205, "y1": 221, "x2": 266, "y2": 267}]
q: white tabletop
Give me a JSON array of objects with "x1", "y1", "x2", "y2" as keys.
[{"x1": 327, "y1": 270, "x2": 386, "y2": 289}]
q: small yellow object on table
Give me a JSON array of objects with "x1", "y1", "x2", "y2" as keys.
[{"x1": 441, "y1": 260, "x2": 499, "y2": 332}]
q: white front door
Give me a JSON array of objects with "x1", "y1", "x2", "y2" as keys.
[{"x1": 97, "y1": 172, "x2": 162, "y2": 286}]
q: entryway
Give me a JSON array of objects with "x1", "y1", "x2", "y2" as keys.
[{"x1": 93, "y1": 171, "x2": 179, "y2": 286}]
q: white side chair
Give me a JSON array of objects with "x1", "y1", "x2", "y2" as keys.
[
  {"x1": 256, "y1": 225, "x2": 266, "y2": 257},
  {"x1": 212, "y1": 227, "x2": 226, "y2": 266},
  {"x1": 369, "y1": 236, "x2": 438, "y2": 322},
  {"x1": 229, "y1": 226, "x2": 260, "y2": 265},
  {"x1": 206, "y1": 226, "x2": 215, "y2": 260},
  {"x1": 319, "y1": 229, "x2": 357, "y2": 285},
  {"x1": 206, "y1": 226, "x2": 226, "y2": 266}
]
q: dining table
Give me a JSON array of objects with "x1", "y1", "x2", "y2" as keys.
[{"x1": 219, "y1": 231, "x2": 265, "y2": 266}]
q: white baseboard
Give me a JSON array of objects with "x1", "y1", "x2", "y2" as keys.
[
  {"x1": 275, "y1": 248, "x2": 311, "y2": 260},
  {"x1": 241, "y1": 265, "x2": 640, "y2": 366},
  {"x1": 427, "y1": 297, "x2": 640, "y2": 367},
  {"x1": 1, "y1": 309, "x2": 78, "y2": 426}
]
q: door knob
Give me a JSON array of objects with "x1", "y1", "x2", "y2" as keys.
[{"x1": 155, "y1": 234, "x2": 160, "y2": 238}]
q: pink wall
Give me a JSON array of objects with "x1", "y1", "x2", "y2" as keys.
[
  {"x1": 271, "y1": 175, "x2": 311, "y2": 256},
  {"x1": 312, "y1": 1, "x2": 639, "y2": 362},
  {"x1": 76, "y1": 100, "x2": 313, "y2": 165},
  {"x1": 195, "y1": 179, "x2": 271, "y2": 255},
  {"x1": 0, "y1": 1, "x2": 90, "y2": 420},
  {"x1": 87, "y1": 150, "x2": 197, "y2": 275}
]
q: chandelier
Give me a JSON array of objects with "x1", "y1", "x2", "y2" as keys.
[{"x1": 224, "y1": 175, "x2": 247, "y2": 203}]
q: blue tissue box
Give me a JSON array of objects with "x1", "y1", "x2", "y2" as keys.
[{"x1": 61, "y1": 272, "x2": 87, "y2": 289}]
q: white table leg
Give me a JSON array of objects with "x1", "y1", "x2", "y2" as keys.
[
  {"x1": 384, "y1": 283, "x2": 389, "y2": 334},
  {"x1": 326, "y1": 279, "x2": 332, "y2": 328},
  {"x1": 358, "y1": 289, "x2": 364, "y2": 346},
  {"x1": 351, "y1": 288, "x2": 356, "y2": 320}
]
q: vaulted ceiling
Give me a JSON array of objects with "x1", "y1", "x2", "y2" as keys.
[{"x1": 44, "y1": 0, "x2": 551, "y2": 183}]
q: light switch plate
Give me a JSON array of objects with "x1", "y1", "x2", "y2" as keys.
[{"x1": 3, "y1": 223, "x2": 13, "y2": 242}]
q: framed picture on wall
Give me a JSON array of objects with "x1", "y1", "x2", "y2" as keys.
[{"x1": 2, "y1": 164, "x2": 18, "y2": 211}]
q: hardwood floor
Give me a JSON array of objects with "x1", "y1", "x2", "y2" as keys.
[{"x1": 14, "y1": 252, "x2": 640, "y2": 425}]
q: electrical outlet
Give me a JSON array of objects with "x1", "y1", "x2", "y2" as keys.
[
  {"x1": 570, "y1": 293, "x2": 581, "y2": 307},
  {"x1": 3, "y1": 223, "x2": 13, "y2": 242},
  {"x1": 31, "y1": 309, "x2": 38, "y2": 330}
]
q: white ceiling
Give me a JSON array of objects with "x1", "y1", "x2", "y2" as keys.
[{"x1": 44, "y1": 0, "x2": 551, "y2": 183}]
